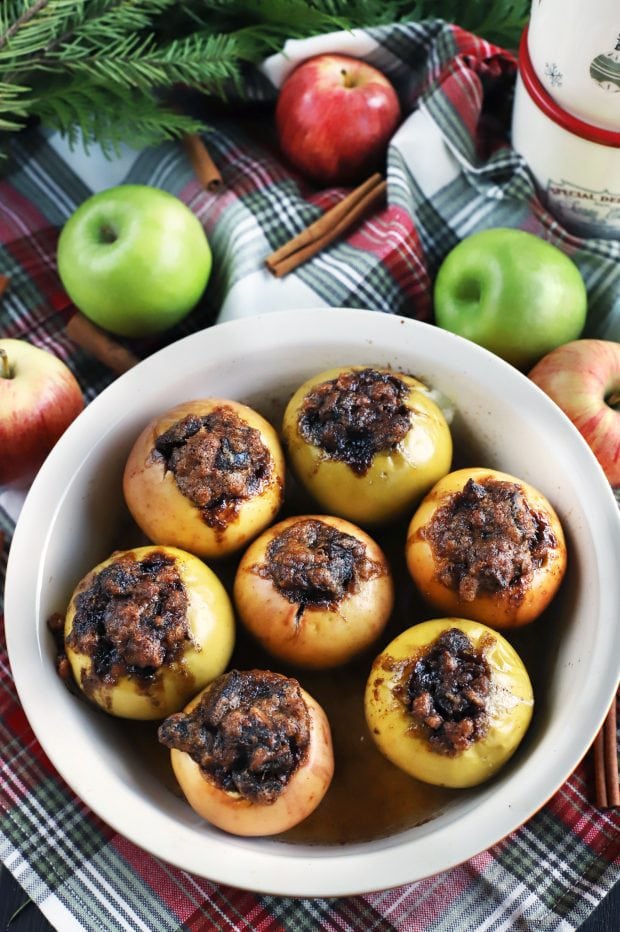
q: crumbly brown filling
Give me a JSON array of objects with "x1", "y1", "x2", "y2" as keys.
[
  {"x1": 402, "y1": 628, "x2": 491, "y2": 754},
  {"x1": 257, "y1": 518, "x2": 382, "y2": 607},
  {"x1": 66, "y1": 551, "x2": 189, "y2": 685},
  {"x1": 296, "y1": 368, "x2": 411, "y2": 475},
  {"x1": 422, "y1": 478, "x2": 557, "y2": 602},
  {"x1": 158, "y1": 669, "x2": 311, "y2": 804},
  {"x1": 153, "y1": 407, "x2": 273, "y2": 529}
]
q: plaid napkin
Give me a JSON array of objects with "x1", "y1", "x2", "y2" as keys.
[{"x1": 1, "y1": 18, "x2": 619, "y2": 932}]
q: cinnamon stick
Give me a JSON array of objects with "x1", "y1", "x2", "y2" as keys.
[
  {"x1": 593, "y1": 693, "x2": 619, "y2": 809},
  {"x1": 604, "y1": 697, "x2": 619, "y2": 806},
  {"x1": 183, "y1": 133, "x2": 223, "y2": 192},
  {"x1": 0, "y1": 274, "x2": 10, "y2": 298},
  {"x1": 593, "y1": 725, "x2": 608, "y2": 808},
  {"x1": 265, "y1": 173, "x2": 387, "y2": 278},
  {"x1": 66, "y1": 312, "x2": 140, "y2": 376}
]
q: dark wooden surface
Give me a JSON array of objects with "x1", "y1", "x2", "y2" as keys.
[{"x1": 0, "y1": 863, "x2": 618, "y2": 930}]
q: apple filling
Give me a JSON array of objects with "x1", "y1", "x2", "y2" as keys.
[
  {"x1": 152, "y1": 407, "x2": 273, "y2": 530},
  {"x1": 395, "y1": 628, "x2": 491, "y2": 755},
  {"x1": 296, "y1": 367, "x2": 411, "y2": 474},
  {"x1": 158, "y1": 669, "x2": 311, "y2": 804},
  {"x1": 421, "y1": 478, "x2": 557, "y2": 603},
  {"x1": 255, "y1": 518, "x2": 384, "y2": 611},
  {"x1": 65, "y1": 550, "x2": 190, "y2": 688}
]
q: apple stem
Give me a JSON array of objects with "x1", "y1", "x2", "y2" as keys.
[
  {"x1": 607, "y1": 389, "x2": 620, "y2": 410},
  {"x1": 99, "y1": 223, "x2": 118, "y2": 244},
  {"x1": 340, "y1": 68, "x2": 354, "y2": 89},
  {"x1": 0, "y1": 348, "x2": 13, "y2": 380}
]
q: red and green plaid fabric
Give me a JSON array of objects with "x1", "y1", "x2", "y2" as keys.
[{"x1": 1, "y1": 19, "x2": 619, "y2": 931}]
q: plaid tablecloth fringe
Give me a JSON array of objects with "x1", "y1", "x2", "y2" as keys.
[{"x1": 1, "y1": 17, "x2": 619, "y2": 932}]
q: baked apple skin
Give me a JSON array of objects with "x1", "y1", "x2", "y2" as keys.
[
  {"x1": 233, "y1": 514, "x2": 394, "y2": 668},
  {"x1": 365, "y1": 618, "x2": 534, "y2": 788},
  {"x1": 162, "y1": 674, "x2": 334, "y2": 836},
  {"x1": 64, "y1": 545, "x2": 235, "y2": 719},
  {"x1": 123, "y1": 399, "x2": 285, "y2": 559},
  {"x1": 406, "y1": 467, "x2": 567, "y2": 629},
  {"x1": 281, "y1": 367, "x2": 453, "y2": 526}
]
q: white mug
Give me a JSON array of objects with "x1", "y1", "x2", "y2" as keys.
[
  {"x1": 527, "y1": 0, "x2": 620, "y2": 131},
  {"x1": 512, "y1": 31, "x2": 620, "y2": 239}
]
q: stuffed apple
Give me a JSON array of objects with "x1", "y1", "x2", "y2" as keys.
[
  {"x1": 282, "y1": 366, "x2": 452, "y2": 525},
  {"x1": 365, "y1": 618, "x2": 534, "y2": 788},
  {"x1": 124, "y1": 399, "x2": 286, "y2": 558},
  {"x1": 64, "y1": 545, "x2": 235, "y2": 719},
  {"x1": 233, "y1": 514, "x2": 394, "y2": 668},
  {"x1": 158, "y1": 669, "x2": 334, "y2": 836},
  {"x1": 406, "y1": 467, "x2": 567, "y2": 629}
]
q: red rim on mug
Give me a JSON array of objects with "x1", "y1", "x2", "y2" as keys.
[{"x1": 519, "y1": 27, "x2": 620, "y2": 148}]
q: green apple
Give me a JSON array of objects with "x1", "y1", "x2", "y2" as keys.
[
  {"x1": 433, "y1": 228, "x2": 587, "y2": 369},
  {"x1": 57, "y1": 185, "x2": 212, "y2": 338}
]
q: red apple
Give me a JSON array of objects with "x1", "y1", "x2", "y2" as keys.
[
  {"x1": 0, "y1": 339, "x2": 85, "y2": 485},
  {"x1": 528, "y1": 339, "x2": 620, "y2": 488},
  {"x1": 275, "y1": 54, "x2": 401, "y2": 186}
]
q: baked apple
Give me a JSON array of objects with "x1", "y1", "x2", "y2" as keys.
[
  {"x1": 281, "y1": 366, "x2": 452, "y2": 525},
  {"x1": 233, "y1": 515, "x2": 394, "y2": 668},
  {"x1": 123, "y1": 399, "x2": 285, "y2": 559},
  {"x1": 406, "y1": 468, "x2": 567, "y2": 629},
  {"x1": 158, "y1": 668, "x2": 334, "y2": 836},
  {"x1": 365, "y1": 618, "x2": 534, "y2": 788},
  {"x1": 64, "y1": 545, "x2": 235, "y2": 719}
]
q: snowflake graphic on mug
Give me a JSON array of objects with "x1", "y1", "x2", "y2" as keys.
[{"x1": 544, "y1": 62, "x2": 563, "y2": 87}]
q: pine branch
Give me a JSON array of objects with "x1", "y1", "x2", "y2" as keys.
[
  {"x1": 0, "y1": 1, "x2": 171, "y2": 66},
  {"x1": 50, "y1": 32, "x2": 246, "y2": 94},
  {"x1": 462, "y1": 2, "x2": 529, "y2": 48},
  {"x1": 30, "y1": 76, "x2": 204, "y2": 154},
  {"x1": 171, "y1": 0, "x2": 349, "y2": 39},
  {"x1": 0, "y1": 0, "x2": 51, "y2": 51},
  {"x1": 1, "y1": 0, "x2": 87, "y2": 63},
  {"x1": 0, "y1": 78, "x2": 30, "y2": 129},
  {"x1": 387, "y1": 0, "x2": 529, "y2": 47}
]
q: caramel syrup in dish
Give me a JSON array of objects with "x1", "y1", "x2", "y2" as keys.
[
  {"x1": 122, "y1": 641, "x2": 460, "y2": 845},
  {"x1": 91, "y1": 461, "x2": 564, "y2": 847}
]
